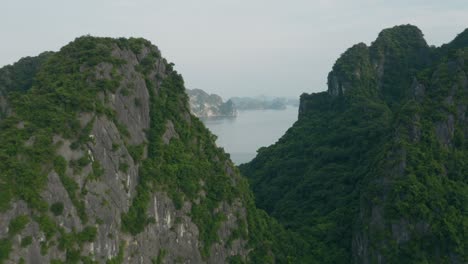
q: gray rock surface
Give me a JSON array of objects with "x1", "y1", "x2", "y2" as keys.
[
  {"x1": 186, "y1": 89, "x2": 237, "y2": 118},
  {"x1": 0, "y1": 93, "x2": 9, "y2": 120},
  {"x1": 0, "y1": 41, "x2": 247, "y2": 263}
]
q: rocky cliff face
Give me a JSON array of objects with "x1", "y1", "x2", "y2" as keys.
[
  {"x1": 186, "y1": 89, "x2": 237, "y2": 118},
  {"x1": 241, "y1": 25, "x2": 468, "y2": 263},
  {"x1": 327, "y1": 25, "x2": 430, "y2": 103},
  {"x1": 0, "y1": 37, "x2": 296, "y2": 264}
]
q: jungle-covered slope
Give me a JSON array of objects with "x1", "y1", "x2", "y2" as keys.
[
  {"x1": 240, "y1": 25, "x2": 468, "y2": 263},
  {"x1": 0, "y1": 36, "x2": 304, "y2": 263}
]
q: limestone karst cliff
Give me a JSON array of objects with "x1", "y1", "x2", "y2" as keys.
[
  {"x1": 0, "y1": 37, "x2": 301, "y2": 264},
  {"x1": 186, "y1": 89, "x2": 237, "y2": 118},
  {"x1": 2, "y1": 25, "x2": 466, "y2": 264},
  {"x1": 241, "y1": 25, "x2": 468, "y2": 264}
]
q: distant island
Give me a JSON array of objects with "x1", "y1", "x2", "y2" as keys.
[
  {"x1": 229, "y1": 96, "x2": 299, "y2": 110},
  {"x1": 186, "y1": 89, "x2": 300, "y2": 118},
  {"x1": 186, "y1": 88, "x2": 237, "y2": 118}
]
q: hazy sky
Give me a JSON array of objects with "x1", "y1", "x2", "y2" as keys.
[{"x1": 1, "y1": 0, "x2": 467, "y2": 99}]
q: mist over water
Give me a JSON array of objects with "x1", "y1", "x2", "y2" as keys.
[{"x1": 202, "y1": 106, "x2": 299, "y2": 164}]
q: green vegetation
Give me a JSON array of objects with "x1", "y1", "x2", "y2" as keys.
[
  {"x1": 127, "y1": 144, "x2": 144, "y2": 163},
  {"x1": 91, "y1": 160, "x2": 104, "y2": 179},
  {"x1": 0, "y1": 239, "x2": 11, "y2": 264},
  {"x1": 0, "y1": 36, "x2": 128, "y2": 218},
  {"x1": 57, "y1": 226, "x2": 99, "y2": 263},
  {"x1": 7, "y1": 28, "x2": 463, "y2": 263},
  {"x1": 8, "y1": 215, "x2": 30, "y2": 236},
  {"x1": 50, "y1": 202, "x2": 64, "y2": 216},
  {"x1": 20, "y1": 236, "x2": 32, "y2": 248},
  {"x1": 0, "y1": 36, "x2": 140, "y2": 262},
  {"x1": 152, "y1": 249, "x2": 167, "y2": 264},
  {"x1": 54, "y1": 156, "x2": 87, "y2": 223},
  {"x1": 77, "y1": 226, "x2": 98, "y2": 243},
  {"x1": 370, "y1": 25, "x2": 430, "y2": 104},
  {"x1": 119, "y1": 162, "x2": 129, "y2": 173},
  {"x1": 0, "y1": 35, "x2": 295, "y2": 262},
  {"x1": 241, "y1": 25, "x2": 468, "y2": 263},
  {"x1": 36, "y1": 214, "x2": 57, "y2": 240},
  {"x1": 106, "y1": 242, "x2": 125, "y2": 264},
  {"x1": 0, "y1": 51, "x2": 53, "y2": 94},
  {"x1": 117, "y1": 39, "x2": 302, "y2": 261},
  {"x1": 120, "y1": 52, "x2": 240, "y2": 258}
]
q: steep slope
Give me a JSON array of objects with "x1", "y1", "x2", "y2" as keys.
[
  {"x1": 240, "y1": 25, "x2": 468, "y2": 263},
  {"x1": 0, "y1": 52, "x2": 53, "y2": 120},
  {"x1": 0, "y1": 37, "x2": 302, "y2": 263},
  {"x1": 186, "y1": 89, "x2": 237, "y2": 118}
]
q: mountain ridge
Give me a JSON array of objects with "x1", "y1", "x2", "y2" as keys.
[
  {"x1": 0, "y1": 36, "x2": 303, "y2": 263},
  {"x1": 241, "y1": 24, "x2": 468, "y2": 263}
]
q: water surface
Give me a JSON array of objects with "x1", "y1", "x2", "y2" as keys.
[{"x1": 201, "y1": 106, "x2": 298, "y2": 164}]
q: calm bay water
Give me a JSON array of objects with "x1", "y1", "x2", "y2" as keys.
[{"x1": 201, "y1": 106, "x2": 299, "y2": 164}]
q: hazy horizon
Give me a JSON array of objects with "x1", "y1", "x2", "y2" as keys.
[{"x1": 2, "y1": 0, "x2": 467, "y2": 99}]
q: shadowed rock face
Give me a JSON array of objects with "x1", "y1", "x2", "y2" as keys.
[
  {"x1": 0, "y1": 38, "x2": 253, "y2": 264},
  {"x1": 327, "y1": 25, "x2": 431, "y2": 103},
  {"x1": 0, "y1": 93, "x2": 9, "y2": 120},
  {"x1": 241, "y1": 25, "x2": 468, "y2": 264}
]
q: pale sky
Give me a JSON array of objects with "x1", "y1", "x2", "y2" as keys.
[{"x1": 1, "y1": 0, "x2": 467, "y2": 99}]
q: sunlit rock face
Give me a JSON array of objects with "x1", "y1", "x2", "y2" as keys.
[
  {"x1": 0, "y1": 37, "x2": 255, "y2": 264},
  {"x1": 186, "y1": 88, "x2": 237, "y2": 118}
]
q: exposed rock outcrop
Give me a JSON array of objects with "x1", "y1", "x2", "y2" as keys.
[
  {"x1": 186, "y1": 89, "x2": 237, "y2": 118},
  {"x1": 0, "y1": 37, "x2": 288, "y2": 264}
]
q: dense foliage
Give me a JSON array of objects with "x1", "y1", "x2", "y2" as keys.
[
  {"x1": 241, "y1": 25, "x2": 468, "y2": 263},
  {"x1": 0, "y1": 35, "x2": 303, "y2": 263},
  {"x1": 119, "y1": 46, "x2": 306, "y2": 262},
  {"x1": 0, "y1": 36, "x2": 135, "y2": 263},
  {"x1": 2, "y1": 24, "x2": 465, "y2": 264}
]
